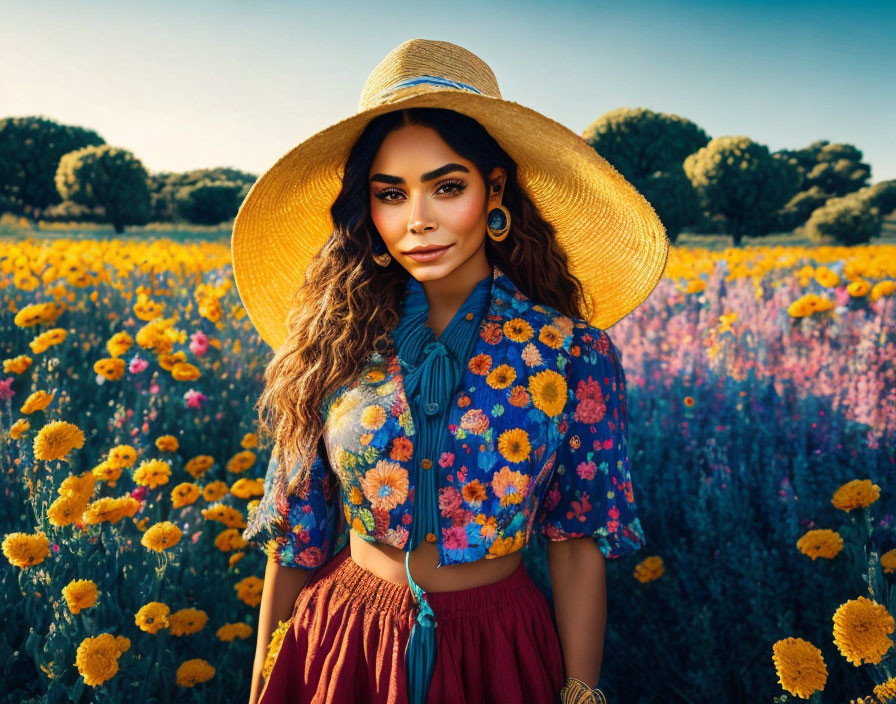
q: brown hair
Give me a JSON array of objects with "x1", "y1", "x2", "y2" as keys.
[{"x1": 255, "y1": 107, "x2": 586, "y2": 490}]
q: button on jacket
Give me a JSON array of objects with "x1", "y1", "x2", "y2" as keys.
[{"x1": 243, "y1": 263, "x2": 646, "y2": 569}]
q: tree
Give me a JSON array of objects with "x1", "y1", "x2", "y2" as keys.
[
  {"x1": 56, "y1": 145, "x2": 152, "y2": 233},
  {"x1": 582, "y1": 107, "x2": 709, "y2": 242},
  {"x1": 175, "y1": 180, "x2": 243, "y2": 225},
  {"x1": 149, "y1": 167, "x2": 255, "y2": 223},
  {"x1": 683, "y1": 136, "x2": 800, "y2": 246},
  {"x1": 805, "y1": 194, "x2": 881, "y2": 245},
  {"x1": 0, "y1": 116, "x2": 104, "y2": 220}
]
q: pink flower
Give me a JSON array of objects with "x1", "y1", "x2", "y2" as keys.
[
  {"x1": 149, "y1": 383, "x2": 160, "y2": 394},
  {"x1": 184, "y1": 389, "x2": 207, "y2": 409},
  {"x1": 128, "y1": 354, "x2": 148, "y2": 374},
  {"x1": 0, "y1": 377, "x2": 15, "y2": 401},
  {"x1": 189, "y1": 331, "x2": 209, "y2": 357},
  {"x1": 443, "y1": 525, "x2": 468, "y2": 550},
  {"x1": 576, "y1": 460, "x2": 597, "y2": 480},
  {"x1": 438, "y1": 486, "x2": 463, "y2": 518},
  {"x1": 131, "y1": 486, "x2": 148, "y2": 502}
]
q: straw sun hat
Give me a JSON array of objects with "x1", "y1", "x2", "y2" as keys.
[{"x1": 231, "y1": 38, "x2": 669, "y2": 351}]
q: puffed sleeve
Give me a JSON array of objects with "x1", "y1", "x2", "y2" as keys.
[
  {"x1": 242, "y1": 437, "x2": 343, "y2": 569},
  {"x1": 537, "y1": 325, "x2": 646, "y2": 559}
]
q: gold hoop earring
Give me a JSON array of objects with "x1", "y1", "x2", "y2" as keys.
[
  {"x1": 486, "y1": 205, "x2": 511, "y2": 242},
  {"x1": 372, "y1": 251, "x2": 392, "y2": 267}
]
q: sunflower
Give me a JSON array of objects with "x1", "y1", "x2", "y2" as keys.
[
  {"x1": 771, "y1": 637, "x2": 827, "y2": 699},
  {"x1": 134, "y1": 602, "x2": 170, "y2": 634},
  {"x1": 485, "y1": 364, "x2": 516, "y2": 390},
  {"x1": 175, "y1": 658, "x2": 215, "y2": 687},
  {"x1": 225, "y1": 450, "x2": 256, "y2": 474},
  {"x1": 528, "y1": 369, "x2": 567, "y2": 417},
  {"x1": 170, "y1": 482, "x2": 200, "y2": 509},
  {"x1": 62, "y1": 579, "x2": 98, "y2": 614},
  {"x1": 106, "y1": 444, "x2": 137, "y2": 468},
  {"x1": 33, "y1": 420, "x2": 85, "y2": 462},
  {"x1": 2, "y1": 531, "x2": 50, "y2": 568},
  {"x1": 496, "y1": 428, "x2": 531, "y2": 464},
  {"x1": 185, "y1": 454, "x2": 215, "y2": 478},
  {"x1": 202, "y1": 481, "x2": 229, "y2": 502},
  {"x1": 503, "y1": 318, "x2": 534, "y2": 343}
]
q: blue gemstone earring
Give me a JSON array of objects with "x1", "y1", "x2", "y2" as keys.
[
  {"x1": 486, "y1": 205, "x2": 511, "y2": 241},
  {"x1": 371, "y1": 238, "x2": 392, "y2": 267}
]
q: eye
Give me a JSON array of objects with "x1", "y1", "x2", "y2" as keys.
[{"x1": 373, "y1": 179, "x2": 467, "y2": 203}]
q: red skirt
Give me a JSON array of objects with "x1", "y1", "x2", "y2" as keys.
[{"x1": 258, "y1": 542, "x2": 565, "y2": 704}]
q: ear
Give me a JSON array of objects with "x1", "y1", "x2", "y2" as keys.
[{"x1": 487, "y1": 168, "x2": 507, "y2": 207}]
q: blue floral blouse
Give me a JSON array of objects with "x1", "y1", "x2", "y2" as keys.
[{"x1": 243, "y1": 263, "x2": 646, "y2": 569}]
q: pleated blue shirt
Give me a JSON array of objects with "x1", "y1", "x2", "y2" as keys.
[{"x1": 391, "y1": 269, "x2": 493, "y2": 704}]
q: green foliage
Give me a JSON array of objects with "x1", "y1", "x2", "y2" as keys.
[
  {"x1": 855, "y1": 180, "x2": 896, "y2": 218},
  {"x1": 175, "y1": 180, "x2": 243, "y2": 226},
  {"x1": 683, "y1": 136, "x2": 801, "y2": 245},
  {"x1": 0, "y1": 116, "x2": 105, "y2": 219},
  {"x1": 582, "y1": 107, "x2": 709, "y2": 241},
  {"x1": 805, "y1": 194, "x2": 882, "y2": 245},
  {"x1": 149, "y1": 169, "x2": 255, "y2": 224},
  {"x1": 769, "y1": 185, "x2": 830, "y2": 232},
  {"x1": 55, "y1": 145, "x2": 152, "y2": 234}
]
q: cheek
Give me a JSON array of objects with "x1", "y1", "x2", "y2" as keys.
[{"x1": 449, "y1": 198, "x2": 486, "y2": 233}]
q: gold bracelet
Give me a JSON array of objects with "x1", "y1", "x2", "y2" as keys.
[{"x1": 559, "y1": 676, "x2": 607, "y2": 704}]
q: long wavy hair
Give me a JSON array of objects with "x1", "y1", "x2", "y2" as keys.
[{"x1": 255, "y1": 107, "x2": 587, "y2": 490}]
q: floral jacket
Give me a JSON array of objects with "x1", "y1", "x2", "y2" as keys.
[{"x1": 243, "y1": 264, "x2": 646, "y2": 569}]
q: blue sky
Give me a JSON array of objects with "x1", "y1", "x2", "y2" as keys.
[{"x1": 2, "y1": 0, "x2": 894, "y2": 183}]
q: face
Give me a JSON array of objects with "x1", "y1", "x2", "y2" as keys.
[{"x1": 368, "y1": 124, "x2": 505, "y2": 284}]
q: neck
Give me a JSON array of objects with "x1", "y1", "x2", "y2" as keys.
[{"x1": 418, "y1": 253, "x2": 492, "y2": 338}]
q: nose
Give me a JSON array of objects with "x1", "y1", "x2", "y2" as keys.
[{"x1": 408, "y1": 194, "x2": 436, "y2": 235}]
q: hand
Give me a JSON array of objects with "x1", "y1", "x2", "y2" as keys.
[{"x1": 559, "y1": 676, "x2": 607, "y2": 704}]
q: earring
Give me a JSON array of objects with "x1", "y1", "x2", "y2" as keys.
[
  {"x1": 486, "y1": 205, "x2": 511, "y2": 241},
  {"x1": 371, "y1": 239, "x2": 392, "y2": 267}
]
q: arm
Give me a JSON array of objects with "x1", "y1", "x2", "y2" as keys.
[
  {"x1": 248, "y1": 556, "x2": 315, "y2": 704},
  {"x1": 547, "y1": 537, "x2": 606, "y2": 689}
]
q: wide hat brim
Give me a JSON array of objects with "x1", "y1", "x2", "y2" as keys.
[{"x1": 232, "y1": 88, "x2": 669, "y2": 352}]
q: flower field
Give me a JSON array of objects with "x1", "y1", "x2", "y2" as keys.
[{"x1": 1, "y1": 233, "x2": 895, "y2": 703}]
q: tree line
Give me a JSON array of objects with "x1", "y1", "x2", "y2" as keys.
[{"x1": 1, "y1": 112, "x2": 894, "y2": 244}]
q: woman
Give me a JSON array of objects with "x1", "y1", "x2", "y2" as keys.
[{"x1": 234, "y1": 39, "x2": 668, "y2": 704}]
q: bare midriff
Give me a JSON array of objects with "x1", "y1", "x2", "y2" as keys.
[{"x1": 349, "y1": 529, "x2": 523, "y2": 593}]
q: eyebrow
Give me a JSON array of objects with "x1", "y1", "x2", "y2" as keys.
[{"x1": 369, "y1": 162, "x2": 470, "y2": 186}]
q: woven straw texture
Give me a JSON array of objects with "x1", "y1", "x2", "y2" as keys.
[{"x1": 232, "y1": 38, "x2": 670, "y2": 351}]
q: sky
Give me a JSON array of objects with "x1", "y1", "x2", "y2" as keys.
[{"x1": 2, "y1": 0, "x2": 894, "y2": 183}]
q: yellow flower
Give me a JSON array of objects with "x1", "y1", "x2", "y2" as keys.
[
  {"x1": 201, "y1": 504, "x2": 246, "y2": 529},
  {"x1": 871, "y1": 280, "x2": 895, "y2": 301},
  {"x1": 91, "y1": 460, "x2": 122, "y2": 486},
  {"x1": 171, "y1": 482, "x2": 200, "y2": 508},
  {"x1": 485, "y1": 364, "x2": 517, "y2": 390},
  {"x1": 2, "y1": 531, "x2": 50, "y2": 568},
  {"x1": 216, "y1": 622, "x2": 253, "y2": 642},
  {"x1": 832, "y1": 596, "x2": 895, "y2": 666},
  {"x1": 847, "y1": 279, "x2": 872, "y2": 297},
  {"x1": 226, "y1": 450, "x2": 257, "y2": 474},
  {"x1": 538, "y1": 324, "x2": 564, "y2": 349},
  {"x1": 106, "y1": 331, "x2": 133, "y2": 358},
  {"x1": 3, "y1": 354, "x2": 33, "y2": 374},
  {"x1": 93, "y1": 357, "x2": 125, "y2": 381},
  {"x1": 214, "y1": 528, "x2": 248, "y2": 552},
  {"x1": 230, "y1": 477, "x2": 264, "y2": 500},
  {"x1": 881, "y1": 549, "x2": 896, "y2": 575},
  {"x1": 796, "y1": 528, "x2": 844, "y2": 560},
  {"x1": 48, "y1": 494, "x2": 89, "y2": 527},
  {"x1": 175, "y1": 658, "x2": 215, "y2": 687},
  {"x1": 106, "y1": 444, "x2": 137, "y2": 468},
  {"x1": 171, "y1": 362, "x2": 201, "y2": 381},
  {"x1": 831, "y1": 479, "x2": 880, "y2": 511},
  {"x1": 503, "y1": 318, "x2": 534, "y2": 342},
  {"x1": 20, "y1": 390, "x2": 55, "y2": 414},
  {"x1": 814, "y1": 266, "x2": 840, "y2": 287},
  {"x1": 133, "y1": 459, "x2": 172, "y2": 489},
  {"x1": 496, "y1": 427, "x2": 531, "y2": 464},
  {"x1": 75, "y1": 633, "x2": 130, "y2": 686},
  {"x1": 58, "y1": 470, "x2": 96, "y2": 502},
  {"x1": 62, "y1": 579, "x2": 98, "y2": 614},
  {"x1": 14, "y1": 301, "x2": 64, "y2": 327},
  {"x1": 33, "y1": 420, "x2": 85, "y2": 462},
  {"x1": 234, "y1": 576, "x2": 264, "y2": 608},
  {"x1": 202, "y1": 480, "x2": 229, "y2": 502},
  {"x1": 771, "y1": 637, "x2": 827, "y2": 699},
  {"x1": 360, "y1": 460, "x2": 410, "y2": 512},
  {"x1": 83, "y1": 497, "x2": 139, "y2": 525},
  {"x1": 135, "y1": 602, "x2": 170, "y2": 634},
  {"x1": 874, "y1": 678, "x2": 896, "y2": 703},
  {"x1": 634, "y1": 555, "x2": 665, "y2": 584},
  {"x1": 141, "y1": 521, "x2": 182, "y2": 552},
  {"x1": 240, "y1": 433, "x2": 258, "y2": 449},
  {"x1": 229, "y1": 552, "x2": 245, "y2": 568},
  {"x1": 185, "y1": 454, "x2": 215, "y2": 478},
  {"x1": 168, "y1": 608, "x2": 208, "y2": 637},
  {"x1": 155, "y1": 434, "x2": 179, "y2": 453},
  {"x1": 9, "y1": 418, "x2": 30, "y2": 440},
  {"x1": 29, "y1": 328, "x2": 67, "y2": 354},
  {"x1": 490, "y1": 466, "x2": 529, "y2": 507},
  {"x1": 528, "y1": 369, "x2": 567, "y2": 417},
  {"x1": 262, "y1": 619, "x2": 292, "y2": 679}
]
